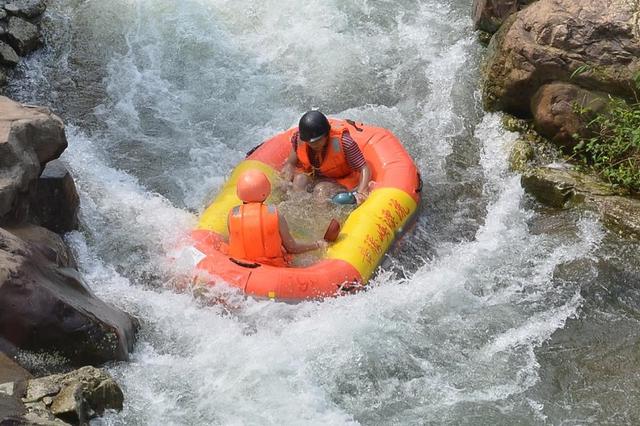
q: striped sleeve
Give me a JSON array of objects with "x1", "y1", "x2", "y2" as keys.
[{"x1": 341, "y1": 131, "x2": 366, "y2": 170}]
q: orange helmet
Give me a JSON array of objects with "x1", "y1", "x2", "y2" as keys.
[{"x1": 236, "y1": 169, "x2": 271, "y2": 202}]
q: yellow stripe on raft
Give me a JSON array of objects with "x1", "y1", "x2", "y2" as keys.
[
  {"x1": 327, "y1": 188, "x2": 417, "y2": 281},
  {"x1": 197, "y1": 160, "x2": 279, "y2": 235}
]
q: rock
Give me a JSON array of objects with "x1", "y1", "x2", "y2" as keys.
[
  {"x1": 483, "y1": 0, "x2": 640, "y2": 115},
  {"x1": 0, "y1": 41, "x2": 19, "y2": 67},
  {"x1": 22, "y1": 400, "x2": 71, "y2": 425},
  {"x1": 473, "y1": 0, "x2": 525, "y2": 33},
  {"x1": 521, "y1": 166, "x2": 640, "y2": 239},
  {"x1": 0, "y1": 96, "x2": 67, "y2": 225},
  {"x1": 25, "y1": 366, "x2": 123, "y2": 424},
  {"x1": 531, "y1": 82, "x2": 608, "y2": 151},
  {"x1": 29, "y1": 160, "x2": 79, "y2": 234},
  {"x1": 4, "y1": 0, "x2": 46, "y2": 19},
  {"x1": 522, "y1": 165, "x2": 620, "y2": 208},
  {"x1": 5, "y1": 224, "x2": 77, "y2": 269},
  {"x1": 5, "y1": 16, "x2": 41, "y2": 56},
  {"x1": 0, "y1": 10, "x2": 7, "y2": 20},
  {"x1": 0, "y1": 352, "x2": 30, "y2": 424},
  {"x1": 0, "y1": 228, "x2": 137, "y2": 365},
  {"x1": 0, "y1": 352, "x2": 31, "y2": 384},
  {"x1": 508, "y1": 138, "x2": 534, "y2": 172},
  {"x1": 592, "y1": 195, "x2": 640, "y2": 239}
]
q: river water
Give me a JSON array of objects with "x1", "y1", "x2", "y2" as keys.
[{"x1": 7, "y1": 0, "x2": 640, "y2": 424}]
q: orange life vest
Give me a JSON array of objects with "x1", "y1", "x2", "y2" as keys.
[
  {"x1": 227, "y1": 203, "x2": 286, "y2": 267},
  {"x1": 295, "y1": 122, "x2": 354, "y2": 179}
]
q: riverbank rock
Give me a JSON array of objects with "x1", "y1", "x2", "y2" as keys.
[
  {"x1": 530, "y1": 82, "x2": 608, "y2": 151},
  {"x1": 29, "y1": 160, "x2": 80, "y2": 234},
  {"x1": 521, "y1": 165, "x2": 640, "y2": 238},
  {"x1": 5, "y1": 16, "x2": 40, "y2": 56},
  {"x1": 4, "y1": 0, "x2": 47, "y2": 20},
  {"x1": 472, "y1": 0, "x2": 537, "y2": 33},
  {"x1": 0, "y1": 96, "x2": 67, "y2": 225},
  {"x1": 483, "y1": 0, "x2": 640, "y2": 116},
  {"x1": 22, "y1": 366, "x2": 123, "y2": 425},
  {"x1": 0, "y1": 40, "x2": 19, "y2": 66},
  {"x1": 0, "y1": 227, "x2": 137, "y2": 365}
]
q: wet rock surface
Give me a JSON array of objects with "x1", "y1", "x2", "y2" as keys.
[
  {"x1": 0, "y1": 227, "x2": 138, "y2": 365},
  {"x1": 521, "y1": 165, "x2": 640, "y2": 238}
]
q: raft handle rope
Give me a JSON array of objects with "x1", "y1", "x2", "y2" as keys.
[
  {"x1": 229, "y1": 258, "x2": 262, "y2": 268},
  {"x1": 345, "y1": 119, "x2": 364, "y2": 132},
  {"x1": 245, "y1": 143, "x2": 264, "y2": 158}
]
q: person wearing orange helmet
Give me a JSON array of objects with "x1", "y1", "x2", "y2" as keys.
[
  {"x1": 227, "y1": 169, "x2": 326, "y2": 267},
  {"x1": 282, "y1": 110, "x2": 372, "y2": 205}
]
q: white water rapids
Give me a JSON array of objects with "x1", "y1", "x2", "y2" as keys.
[{"x1": 7, "y1": 0, "x2": 640, "y2": 424}]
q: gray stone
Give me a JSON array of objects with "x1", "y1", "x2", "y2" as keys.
[
  {"x1": 592, "y1": 195, "x2": 640, "y2": 239},
  {"x1": 6, "y1": 16, "x2": 41, "y2": 56},
  {"x1": 0, "y1": 40, "x2": 19, "y2": 66},
  {"x1": 25, "y1": 366, "x2": 123, "y2": 424},
  {"x1": 4, "y1": 0, "x2": 46, "y2": 19},
  {"x1": 521, "y1": 166, "x2": 640, "y2": 239}
]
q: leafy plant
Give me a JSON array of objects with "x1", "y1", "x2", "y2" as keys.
[{"x1": 574, "y1": 92, "x2": 640, "y2": 193}]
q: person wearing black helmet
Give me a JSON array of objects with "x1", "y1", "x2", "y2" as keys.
[{"x1": 282, "y1": 111, "x2": 371, "y2": 205}]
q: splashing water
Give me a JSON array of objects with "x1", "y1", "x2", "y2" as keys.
[{"x1": 6, "y1": 0, "x2": 640, "y2": 424}]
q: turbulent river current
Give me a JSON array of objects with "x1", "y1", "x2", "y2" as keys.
[{"x1": 7, "y1": 0, "x2": 640, "y2": 424}]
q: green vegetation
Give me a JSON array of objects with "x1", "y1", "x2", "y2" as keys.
[{"x1": 573, "y1": 80, "x2": 640, "y2": 193}]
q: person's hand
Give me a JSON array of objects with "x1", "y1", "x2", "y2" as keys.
[
  {"x1": 354, "y1": 191, "x2": 367, "y2": 205},
  {"x1": 282, "y1": 166, "x2": 293, "y2": 182},
  {"x1": 315, "y1": 240, "x2": 328, "y2": 250}
]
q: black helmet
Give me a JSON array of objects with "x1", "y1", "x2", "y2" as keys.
[{"x1": 298, "y1": 110, "x2": 330, "y2": 142}]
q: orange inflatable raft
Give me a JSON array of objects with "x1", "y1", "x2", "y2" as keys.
[{"x1": 186, "y1": 119, "x2": 421, "y2": 301}]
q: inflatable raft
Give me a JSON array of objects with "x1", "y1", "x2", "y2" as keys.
[{"x1": 188, "y1": 119, "x2": 421, "y2": 301}]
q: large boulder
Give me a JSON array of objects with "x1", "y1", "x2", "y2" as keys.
[
  {"x1": 530, "y1": 82, "x2": 608, "y2": 151},
  {"x1": 0, "y1": 227, "x2": 137, "y2": 365},
  {"x1": 29, "y1": 160, "x2": 80, "y2": 234},
  {"x1": 483, "y1": 0, "x2": 640, "y2": 115},
  {"x1": 472, "y1": 0, "x2": 537, "y2": 33},
  {"x1": 0, "y1": 96, "x2": 67, "y2": 225}
]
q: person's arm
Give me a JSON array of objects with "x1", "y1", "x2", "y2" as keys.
[
  {"x1": 282, "y1": 149, "x2": 298, "y2": 182},
  {"x1": 354, "y1": 164, "x2": 371, "y2": 204},
  {"x1": 278, "y1": 212, "x2": 325, "y2": 254},
  {"x1": 342, "y1": 131, "x2": 371, "y2": 205}
]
